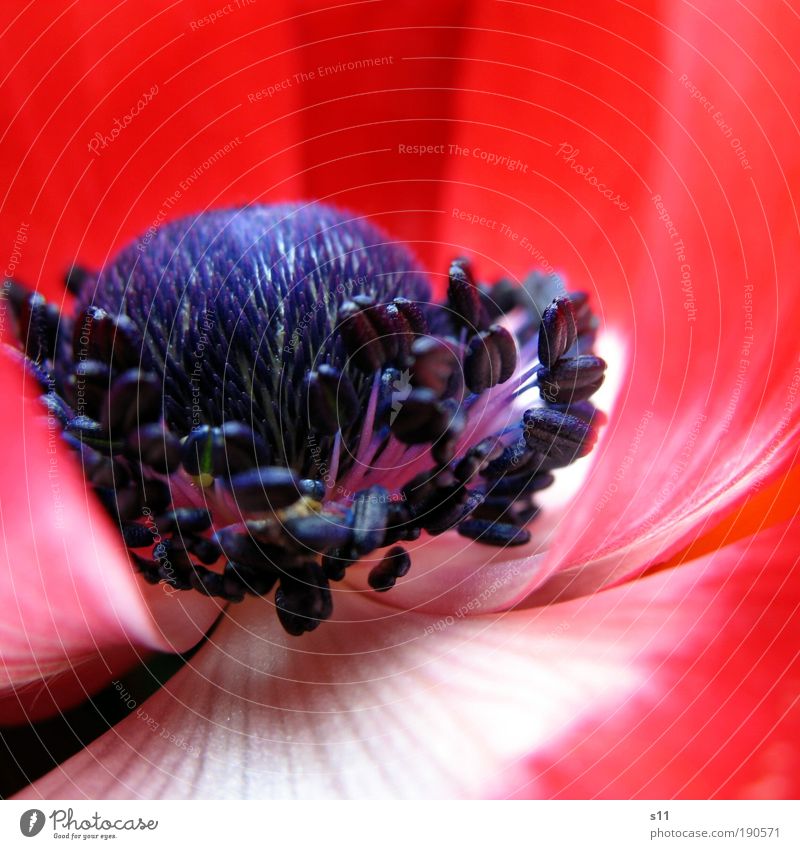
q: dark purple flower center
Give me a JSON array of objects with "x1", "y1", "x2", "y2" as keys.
[{"x1": 5, "y1": 202, "x2": 607, "y2": 636}]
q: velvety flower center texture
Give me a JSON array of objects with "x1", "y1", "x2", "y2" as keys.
[{"x1": 7, "y1": 202, "x2": 607, "y2": 636}]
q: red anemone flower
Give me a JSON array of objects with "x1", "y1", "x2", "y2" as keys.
[{"x1": 2, "y1": 0, "x2": 799, "y2": 799}]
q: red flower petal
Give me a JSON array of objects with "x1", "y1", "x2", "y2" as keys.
[
  {"x1": 431, "y1": 1, "x2": 800, "y2": 599},
  {"x1": 0, "y1": 0, "x2": 307, "y2": 294},
  {"x1": 499, "y1": 518, "x2": 800, "y2": 799},
  {"x1": 0, "y1": 359, "x2": 221, "y2": 723},
  {"x1": 17, "y1": 517, "x2": 798, "y2": 799}
]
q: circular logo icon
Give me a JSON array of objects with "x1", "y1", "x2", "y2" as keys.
[{"x1": 19, "y1": 810, "x2": 46, "y2": 837}]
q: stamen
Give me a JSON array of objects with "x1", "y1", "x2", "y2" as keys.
[
  {"x1": 537, "y1": 355, "x2": 606, "y2": 404},
  {"x1": 305, "y1": 365, "x2": 359, "y2": 434},
  {"x1": 463, "y1": 324, "x2": 517, "y2": 394},
  {"x1": 448, "y1": 258, "x2": 489, "y2": 334},
  {"x1": 523, "y1": 408, "x2": 598, "y2": 465},
  {"x1": 368, "y1": 546, "x2": 411, "y2": 591},
  {"x1": 224, "y1": 466, "x2": 302, "y2": 513},
  {"x1": 538, "y1": 296, "x2": 578, "y2": 368},
  {"x1": 7, "y1": 202, "x2": 610, "y2": 636}
]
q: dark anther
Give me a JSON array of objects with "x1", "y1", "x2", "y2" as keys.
[
  {"x1": 188, "y1": 568, "x2": 226, "y2": 599},
  {"x1": 283, "y1": 511, "x2": 353, "y2": 552},
  {"x1": 368, "y1": 546, "x2": 411, "y2": 592},
  {"x1": 63, "y1": 359, "x2": 111, "y2": 418},
  {"x1": 275, "y1": 563, "x2": 333, "y2": 635},
  {"x1": 130, "y1": 553, "x2": 162, "y2": 585},
  {"x1": 95, "y1": 485, "x2": 141, "y2": 522},
  {"x1": 305, "y1": 364, "x2": 360, "y2": 434},
  {"x1": 367, "y1": 300, "x2": 410, "y2": 363},
  {"x1": 409, "y1": 337, "x2": 458, "y2": 397},
  {"x1": 224, "y1": 560, "x2": 279, "y2": 597},
  {"x1": 72, "y1": 307, "x2": 139, "y2": 370},
  {"x1": 350, "y1": 486, "x2": 390, "y2": 555},
  {"x1": 463, "y1": 324, "x2": 517, "y2": 394},
  {"x1": 224, "y1": 466, "x2": 302, "y2": 512},
  {"x1": 138, "y1": 476, "x2": 172, "y2": 515},
  {"x1": 392, "y1": 297, "x2": 428, "y2": 336},
  {"x1": 185, "y1": 536, "x2": 222, "y2": 565},
  {"x1": 382, "y1": 499, "x2": 420, "y2": 546},
  {"x1": 64, "y1": 265, "x2": 93, "y2": 296},
  {"x1": 336, "y1": 298, "x2": 385, "y2": 372},
  {"x1": 214, "y1": 528, "x2": 287, "y2": 572},
  {"x1": 220, "y1": 563, "x2": 248, "y2": 602},
  {"x1": 523, "y1": 408, "x2": 597, "y2": 465},
  {"x1": 217, "y1": 421, "x2": 271, "y2": 474},
  {"x1": 102, "y1": 369, "x2": 163, "y2": 432},
  {"x1": 179, "y1": 425, "x2": 214, "y2": 478},
  {"x1": 126, "y1": 423, "x2": 182, "y2": 474},
  {"x1": 538, "y1": 354, "x2": 606, "y2": 404},
  {"x1": 121, "y1": 522, "x2": 156, "y2": 549},
  {"x1": 424, "y1": 487, "x2": 484, "y2": 535},
  {"x1": 473, "y1": 497, "x2": 539, "y2": 527},
  {"x1": 448, "y1": 258, "x2": 489, "y2": 334},
  {"x1": 457, "y1": 518, "x2": 531, "y2": 547},
  {"x1": 158, "y1": 508, "x2": 212, "y2": 535},
  {"x1": 407, "y1": 477, "x2": 471, "y2": 535},
  {"x1": 453, "y1": 437, "x2": 505, "y2": 484},
  {"x1": 180, "y1": 422, "x2": 268, "y2": 479},
  {"x1": 568, "y1": 291, "x2": 598, "y2": 345},
  {"x1": 480, "y1": 440, "x2": 532, "y2": 479},
  {"x1": 16, "y1": 292, "x2": 60, "y2": 363},
  {"x1": 538, "y1": 297, "x2": 578, "y2": 369},
  {"x1": 322, "y1": 549, "x2": 354, "y2": 581},
  {"x1": 390, "y1": 388, "x2": 451, "y2": 444},
  {"x1": 479, "y1": 278, "x2": 519, "y2": 319},
  {"x1": 430, "y1": 399, "x2": 467, "y2": 466}
]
